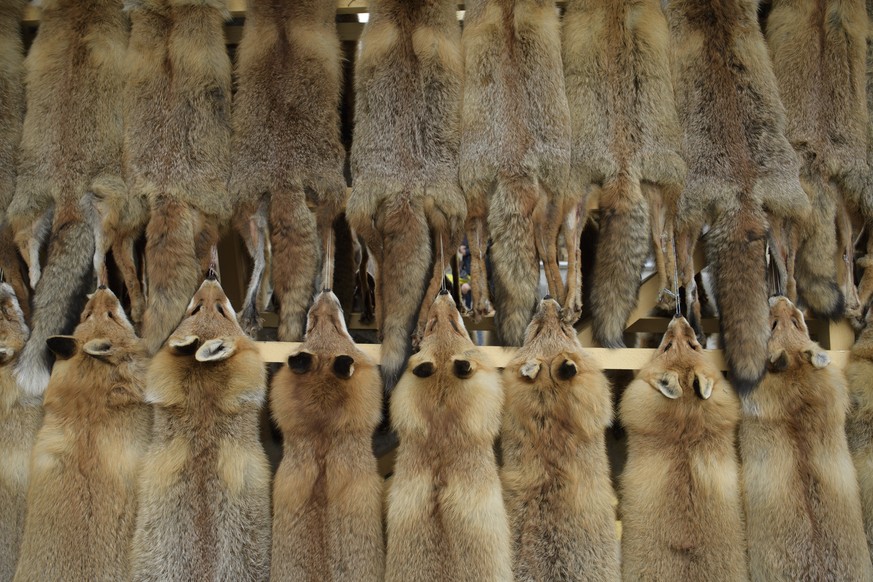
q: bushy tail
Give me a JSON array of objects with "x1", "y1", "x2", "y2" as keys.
[
  {"x1": 270, "y1": 186, "x2": 318, "y2": 342},
  {"x1": 590, "y1": 175, "x2": 650, "y2": 348},
  {"x1": 141, "y1": 197, "x2": 201, "y2": 355},
  {"x1": 489, "y1": 177, "x2": 541, "y2": 346},
  {"x1": 705, "y1": 206, "x2": 770, "y2": 395},
  {"x1": 794, "y1": 174, "x2": 843, "y2": 319},
  {"x1": 14, "y1": 216, "x2": 94, "y2": 397},
  {"x1": 376, "y1": 195, "x2": 432, "y2": 395}
]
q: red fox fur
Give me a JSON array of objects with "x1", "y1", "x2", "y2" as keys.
[
  {"x1": 14, "y1": 287, "x2": 151, "y2": 581},
  {"x1": 9, "y1": 0, "x2": 127, "y2": 397},
  {"x1": 232, "y1": 0, "x2": 346, "y2": 341},
  {"x1": 846, "y1": 306, "x2": 873, "y2": 561},
  {"x1": 0, "y1": 284, "x2": 38, "y2": 580},
  {"x1": 386, "y1": 292, "x2": 511, "y2": 582},
  {"x1": 741, "y1": 296, "x2": 872, "y2": 581},
  {"x1": 620, "y1": 316, "x2": 748, "y2": 581},
  {"x1": 131, "y1": 275, "x2": 271, "y2": 582},
  {"x1": 270, "y1": 290, "x2": 384, "y2": 581},
  {"x1": 501, "y1": 298, "x2": 619, "y2": 581}
]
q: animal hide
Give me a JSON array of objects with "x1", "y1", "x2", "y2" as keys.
[
  {"x1": 8, "y1": 0, "x2": 127, "y2": 397},
  {"x1": 563, "y1": 0, "x2": 686, "y2": 348},
  {"x1": 741, "y1": 296, "x2": 872, "y2": 581},
  {"x1": 232, "y1": 0, "x2": 346, "y2": 341},
  {"x1": 348, "y1": 0, "x2": 466, "y2": 395},
  {"x1": 846, "y1": 307, "x2": 873, "y2": 562},
  {"x1": 460, "y1": 0, "x2": 571, "y2": 346},
  {"x1": 501, "y1": 298, "x2": 619, "y2": 581},
  {"x1": 620, "y1": 316, "x2": 748, "y2": 581},
  {"x1": 665, "y1": 0, "x2": 809, "y2": 394}
]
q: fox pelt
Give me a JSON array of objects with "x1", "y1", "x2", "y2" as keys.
[
  {"x1": 14, "y1": 287, "x2": 151, "y2": 582},
  {"x1": 270, "y1": 290, "x2": 384, "y2": 582},
  {"x1": 665, "y1": 0, "x2": 809, "y2": 394},
  {"x1": 741, "y1": 296, "x2": 872, "y2": 581},
  {"x1": 620, "y1": 315, "x2": 748, "y2": 582},
  {"x1": 385, "y1": 292, "x2": 511, "y2": 582},
  {"x1": 0, "y1": 0, "x2": 29, "y2": 318},
  {"x1": 501, "y1": 297, "x2": 619, "y2": 582},
  {"x1": 460, "y1": 0, "x2": 570, "y2": 345},
  {"x1": 8, "y1": 0, "x2": 127, "y2": 398},
  {"x1": 348, "y1": 0, "x2": 467, "y2": 396},
  {"x1": 232, "y1": 0, "x2": 346, "y2": 341},
  {"x1": 562, "y1": 0, "x2": 686, "y2": 348},
  {"x1": 766, "y1": 0, "x2": 869, "y2": 319},
  {"x1": 0, "y1": 283, "x2": 38, "y2": 580},
  {"x1": 131, "y1": 274, "x2": 271, "y2": 582},
  {"x1": 129, "y1": 0, "x2": 233, "y2": 354},
  {"x1": 846, "y1": 306, "x2": 873, "y2": 561}
]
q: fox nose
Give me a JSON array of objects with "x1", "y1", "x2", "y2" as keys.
[
  {"x1": 322, "y1": 287, "x2": 331, "y2": 293},
  {"x1": 97, "y1": 285, "x2": 107, "y2": 290},
  {"x1": 438, "y1": 288, "x2": 449, "y2": 296},
  {"x1": 543, "y1": 294, "x2": 552, "y2": 300},
  {"x1": 205, "y1": 269, "x2": 218, "y2": 281}
]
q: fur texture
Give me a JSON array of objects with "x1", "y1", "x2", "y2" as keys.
[
  {"x1": 665, "y1": 0, "x2": 808, "y2": 394},
  {"x1": 741, "y1": 296, "x2": 872, "y2": 581},
  {"x1": 132, "y1": 0, "x2": 232, "y2": 353},
  {"x1": 14, "y1": 288, "x2": 151, "y2": 581},
  {"x1": 846, "y1": 307, "x2": 873, "y2": 561},
  {"x1": 0, "y1": 283, "x2": 37, "y2": 580},
  {"x1": 131, "y1": 276, "x2": 271, "y2": 582},
  {"x1": 386, "y1": 293, "x2": 511, "y2": 582},
  {"x1": 9, "y1": 0, "x2": 127, "y2": 397},
  {"x1": 348, "y1": 0, "x2": 466, "y2": 394},
  {"x1": 460, "y1": 0, "x2": 570, "y2": 346},
  {"x1": 563, "y1": 0, "x2": 685, "y2": 347},
  {"x1": 501, "y1": 298, "x2": 619, "y2": 581},
  {"x1": 270, "y1": 291, "x2": 384, "y2": 581},
  {"x1": 620, "y1": 316, "x2": 748, "y2": 582},
  {"x1": 232, "y1": 0, "x2": 346, "y2": 341},
  {"x1": 766, "y1": 0, "x2": 869, "y2": 318}
]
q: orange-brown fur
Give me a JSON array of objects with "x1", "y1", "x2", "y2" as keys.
[
  {"x1": 0, "y1": 284, "x2": 37, "y2": 580},
  {"x1": 386, "y1": 293, "x2": 511, "y2": 582},
  {"x1": 131, "y1": 276, "x2": 270, "y2": 582},
  {"x1": 741, "y1": 296, "x2": 872, "y2": 581},
  {"x1": 846, "y1": 306, "x2": 873, "y2": 561},
  {"x1": 270, "y1": 290, "x2": 384, "y2": 581},
  {"x1": 501, "y1": 298, "x2": 619, "y2": 581},
  {"x1": 14, "y1": 288, "x2": 151, "y2": 581},
  {"x1": 620, "y1": 316, "x2": 748, "y2": 581}
]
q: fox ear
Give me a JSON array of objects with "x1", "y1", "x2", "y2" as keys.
[
  {"x1": 520, "y1": 361, "x2": 541, "y2": 380},
  {"x1": 655, "y1": 372, "x2": 682, "y2": 399},
  {"x1": 333, "y1": 355, "x2": 355, "y2": 379},
  {"x1": 804, "y1": 349, "x2": 830, "y2": 369},
  {"x1": 557, "y1": 359, "x2": 578, "y2": 380},
  {"x1": 768, "y1": 350, "x2": 789, "y2": 372},
  {"x1": 169, "y1": 335, "x2": 200, "y2": 356},
  {"x1": 195, "y1": 338, "x2": 237, "y2": 362},
  {"x1": 83, "y1": 339, "x2": 114, "y2": 359},
  {"x1": 412, "y1": 361, "x2": 435, "y2": 378},
  {"x1": 289, "y1": 351, "x2": 314, "y2": 374},
  {"x1": 453, "y1": 359, "x2": 474, "y2": 379},
  {"x1": 0, "y1": 346, "x2": 15, "y2": 365},
  {"x1": 47, "y1": 336, "x2": 78, "y2": 360},
  {"x1": 694, "y1": 373, "x2": 714, "y2": 400}
]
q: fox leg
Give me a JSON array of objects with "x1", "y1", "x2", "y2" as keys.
[
  {"x1": 414, "y1": 229, "x2": 456, "y2": 344},
  {"x1": 358, "y1": 238, "x2": 375, "y2": 324},
  {"x1": 677, "y1": 227, "x2": 703, "y2": 340},
  {"x1": 535, "y1": 188, "x2": 565, "y2": 302},
  {"x1": 238, "y1": 200, "x2": 268, "y2": 337},
  {"x1": 562, "y1": 201, "x2": 586, "y2": 324},
  {"x1": 837, "y1": 200, "x2": 861, "y2": 319},
  {"x1": 465, "y1": 217, "x2": 492, "y2": 322},
  {"x1": 114, "y1": 236, "x2": 145, "y2": 324}
]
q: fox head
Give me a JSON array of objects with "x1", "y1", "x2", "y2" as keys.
[
  {"x1": 647, "y1": 316, "x2": 716, "y2": 401},
  {"x1": 766, "y1": 296, "x2": 830, "y2": 372},
  {"x1": 287, "y1": 290, "x2": 359, "y2": 379},
  {"x1": 0, "y1": 282, "x2": 28, "y2": 367},
  {"x1": 46, "y1": 286, "x2": 140, "y2": 365},
  {"x1": 165, "y1": 272, "x2": 246, "y2": 363},
  {"x1": 514, "y1": 296, "x2": 582, "y2": 384},
  {"x1": 407, "y1": 291, "x2": 481, "y2": 381}
]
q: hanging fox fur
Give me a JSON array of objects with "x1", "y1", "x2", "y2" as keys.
[
  {"x1": 132, "y1": 0, "x2": 233, "y2": 354},
  {"x1": 501, "y1": 298, "x2": 619, "y2": 582},
  {"x1": 386, "y1": 292, "x2": 511, "y2": 582},
  {"x1": 0, "y1": 0, "x2": 28, "y2": 318},
  {"x1": 562, "y1": 0, "x2": 685, "y2": 348},
  {"x1": 270, "y1": 290, "x2": 384, "y2": 581},
  {"x1": 0, "y1": 284, "x2": 38, "y2": 580},
  {"x1": 348, "y1": 0, "x2": 466, "y2": 394},
  {"x1": 766, "y1": 0, "x2": 869, "y2": 319},
  {"x1": 131, "y1": 274, "x2": 271, "y2": 582},
  {"x1": 232, "y1": 0, "x2": 346, "y2": 341},
  {"x1": 665, "y1": 0, "x2": 809, "y2": 394},
  {"x1": 14, "y1": 288, "x2": 151, "y2": 582},
  {"x1": 460, "y1": 0, "x2": 570, "y2": 345},
  {"x1": 8, "y1": 0, "x2": 127, "y2": 398},
  {"x1": 846, "y1": 306, "x2": 873, "y2": 560},
  {"x1": 620, "y1": 316, "x2": 748, "y2": 582},
  {"x1": 741, "y1": 296, "x2": 872, "y2": 581}
]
